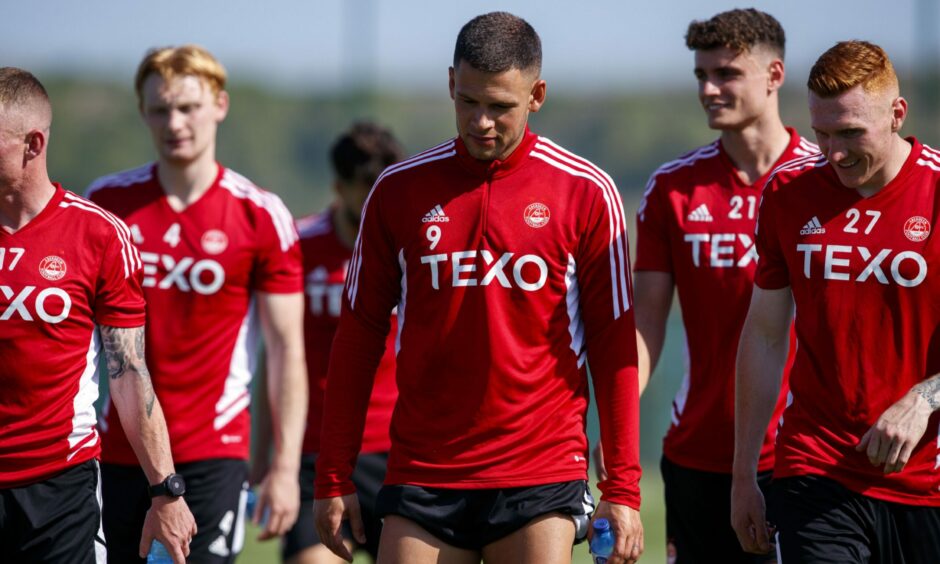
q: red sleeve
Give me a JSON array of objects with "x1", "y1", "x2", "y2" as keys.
[
  {"x1": 253, "y1": 193, "x2": 304, "y2": 294},
  {"x1": 94, "y1": 224, "x2": 146, "y2": 328},
  {"x1": 315, "y1": 183, "x2": 401, "y2": 498},
  {"x1": 634, "y1": 173, "x2": 673, "y2": 273},
  {"x1": 578, "y1": 184, "x2": 642, "y2": 509},
  {"x1": 753, "y1": 181, "x2": 790, "y2": 290}
]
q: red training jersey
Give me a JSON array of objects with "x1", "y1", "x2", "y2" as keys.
[
  {"x1": 315, "y1": 129, "x2": 642, "y2": 508},
  {"x1": 755, "y1": 138, "x2": 940, "y2": 506},
  {"x1": 87, "y1": 163, "x2": 303, "y2": 464},
  {"x1": 636, "y1": 129, "x2": 815, "y2": 474},
  {"x1": 0, "y1": 185, "x2": 145, "y2": 487},
  {"x1": 297, "y1": 210, "x2": 397, "y2": 455}
]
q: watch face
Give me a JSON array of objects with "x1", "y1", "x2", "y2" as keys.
[{"x1": 168, "y1": 475, "x2": 186, "y2": 496}]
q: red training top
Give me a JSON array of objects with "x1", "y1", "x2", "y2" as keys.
[
  {"x1": 88, "y1": 164, "x2": 303, "y2": 464},
  {"x1": 635, "y1": 128, "x2": 815, "y2": 473},
  {"x1": 0, "y1": 185, "x2": 145, "y2": 487},
  {"x1": 297, "y1": 210, "x2": 397, "y2": 455},
  {"x1": 316, "y1": 129, "x2": 642, "y2": 508},
  {"x1": 756, "y1": 138, "x2": 940, "y2": 506}
]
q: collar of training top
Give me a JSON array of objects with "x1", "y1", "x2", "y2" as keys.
[{"x1": 454, "y1": 127, "x2": 538, "y2": 180}]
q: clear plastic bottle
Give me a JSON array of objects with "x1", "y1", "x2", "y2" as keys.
[
  {"x1": 147, "y1": 540, "x2": 173, "y2": 564},
  {"x1": 245, "y1": 488, "x2": 270, "y2": 525},
  {"x1": 589, "y1": 518, "x2": 615, "y2": 564}
]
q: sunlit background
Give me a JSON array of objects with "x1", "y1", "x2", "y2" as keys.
[{"x1": 6, "y1": 1, "x2": 938, "y2": 561}]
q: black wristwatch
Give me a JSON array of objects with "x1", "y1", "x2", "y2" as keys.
[{"x1": 149, "y1": 473, "x2": 186, "y2": 498}]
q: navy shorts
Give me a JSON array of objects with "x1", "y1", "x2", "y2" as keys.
[
  {"x1": 771, "y1": 474, "x2": 940, "y2": 563},
  {"x1": 0, "y1": 459, "x2": 106, "y2": 563},
  {"x1": 375, "y1": 480, "x2": 594, "y2": 550},
  {"x1": 661, "y1": 455, "x2": 775, "y2": 563},
  {"x1": 101, "y1": 458, "x2": 248, "y2": 564},
  {"x1": 282, "y1": 452, "x2": 388, "y2": 560}
]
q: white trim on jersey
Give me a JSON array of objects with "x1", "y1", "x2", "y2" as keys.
[
  {"x1": 296, "y1": 213, "x2": 332, "y2": 239},
  {"x1": 531, "y1": 138, "x2": 631, "y2": 319},
  {"x1": 396, "y1": 249, "x2": 407, "y2": 356},
  {"x1": 214, "y1": 299, "x2": 259, "y2": 431},
  {"x1": 638, "y1": 142, "x2": 720, "y2": 222},
  {"x1": 917, "y1": 145, "x2": 940, "y2": 172},
  {"x1": 67, "y1": 330, "x2": 102, "y2": 462},
  {"x1": 218, "y1": 169, "x2": 299, "y2": 252},
  {"x1": 347, "y1": 140, "x2": 457, "y2": 308},
  {"x1": 85, "y1": 163, "x2": 154, "y2": 196},
  {"x1": 564, "y1": 254, "x2": 587, "y2": 368},
  {"x1": 671, "y1": 334, "x2": 692, "y2": 426},
  {"x1": 59, "y1": 192, "x2": 142, "y2": 279},
  {"x1": 795, "y1": 137, "x2": 820, "y2": 157},
  {"x1": 767, "y1": 153, "x2": 828, "y2": 181}
]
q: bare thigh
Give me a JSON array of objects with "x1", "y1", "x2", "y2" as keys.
[
  {"x1": 377, "y1": 515, "x2": 480, "y2": 564},
  {"x1": 285, "y1": 541, "x2": 353, "y2": 564},
  {"x1": 481, "y1": 513, "x2": 576, "y2": 564}
]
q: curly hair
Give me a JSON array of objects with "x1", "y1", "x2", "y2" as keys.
[
  {"x1": 686, "y1": 8, "x2": 785, "y2": 58},
  {"x1": 808, "y1": 40, "x2": 898, "y2": 98}
]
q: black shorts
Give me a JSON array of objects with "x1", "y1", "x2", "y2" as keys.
[
  {"x1": 661, "y1": 455, "x2": 774, "y2": 564},
  {"x1": 771, "y1": 474, "x2": 940, "y2": 563},
  {"x1": 101, "y1": 458, "x2": 248, "y2": 564},
  {"x1": 375, "y1": 480, "x2": 594, "y2": 550},
  {"x1": 282, "y1": 452, "x2": 388, "y2": 561},
  {"x1": 0, "y1": 459, "x2": 106, "y2": 563}
]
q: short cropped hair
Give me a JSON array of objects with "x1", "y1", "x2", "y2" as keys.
[
  {"x1": 686, "y1": 8, "x2": 785, "y2": 59},
  {"x1": 453, "y1": 12, "x2": 542, "y2": 74},
  {"x1": 134, "y1": 45, "x2": 227, "y2": 106},
  {"x1": 330, "y1": 122, "x2": 404, "y2": 186},
  {"x1": 0, "y1": 67, "x2": 52, "y2": 127},
  {"x1": 808, "y1": 40, "x2": 898, "y2": 98}
]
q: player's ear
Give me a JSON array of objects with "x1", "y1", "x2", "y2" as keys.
[
  {"x1": 528, "y1": 78, "x2": 546, "y2": 113},
  {"x1": 24, "y1": 128, "x2": 47, "y2": 161},
  {"x1": 215, "y1": 89, "x2": 230, "y2": 121},
  {"x1": 449, "y1": 66, "x2": 456, "y2": 101},
  {"x1": 767, "y1": 58, "x2": 785, "y2": 93},
  {"x1": 890, "y1": 96, "x2": 908, "y2": 132}
]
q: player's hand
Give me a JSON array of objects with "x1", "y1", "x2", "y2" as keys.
[
  {"x1": 856, "y1": 390, "x2": 932, "y2": 474},
  {"x1": 255, "y1": 466, "x2": 300, "y2": 540},
  {"x1": 591, "y1": 500, "x2": 643, "y2": 564},
  {"x1": 730, "y1": 475, "x2": 772, "y2": 554},
  {"x1": 592, "y1": 441, "x2": 608, "y2": 482},
  {"x1": 314, "y1": 493, "x2": 364, "y2": 562},
  {"x1": 139, "y1": 496, "x2": 197, "y2": 564}
]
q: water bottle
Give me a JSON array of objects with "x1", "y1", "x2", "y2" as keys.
[
  {"x1": 147, "y1": 540, "x2": 173, "y2": 564},
  {"x1": 589, "y1": 518, "x2": 615, "y2": 564},
  {"x1": 245, "y1": 488, "x2": 270, "y2": 525}
]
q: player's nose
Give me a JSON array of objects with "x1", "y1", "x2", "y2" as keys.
[
  {"x1": 699, "y1": 78, "x2": 721, "y2": 98},
  {"x1": 167, "y1": 108, "x2": 187, "y2": 131}
]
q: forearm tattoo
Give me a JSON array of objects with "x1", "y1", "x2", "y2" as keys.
[
  {"x1": 912, "y1": 374, "x2": 940, "y2": 411},
  {"x1": 100, "y1": 326, "x2": 156, "y2": 417}
]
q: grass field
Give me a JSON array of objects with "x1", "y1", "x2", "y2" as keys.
[{"x1": 238, "y1": 472, "x2": 667, "y2": 563}]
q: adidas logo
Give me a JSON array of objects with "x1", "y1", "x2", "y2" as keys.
[
  {"x1": 800, "y1": 216, "x2": 826, "y2": 235},
  {"x1": 687, "y1": 203, "x2": 714, "y2": 222},
  {"x1": 422, "y1": 204, "x2": 450, "y2": 223}
]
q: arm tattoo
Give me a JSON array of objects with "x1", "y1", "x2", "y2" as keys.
[
  {"x1": 100, "y1": 326, "x2": 156, "y2": 417},
  {"x1": 912, "y1": 374, "x2": 940, "y2": 411}
]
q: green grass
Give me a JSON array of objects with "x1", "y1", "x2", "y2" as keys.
[{"x1": 237, "y1": 472, "x2": 667, "y2": 563}]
